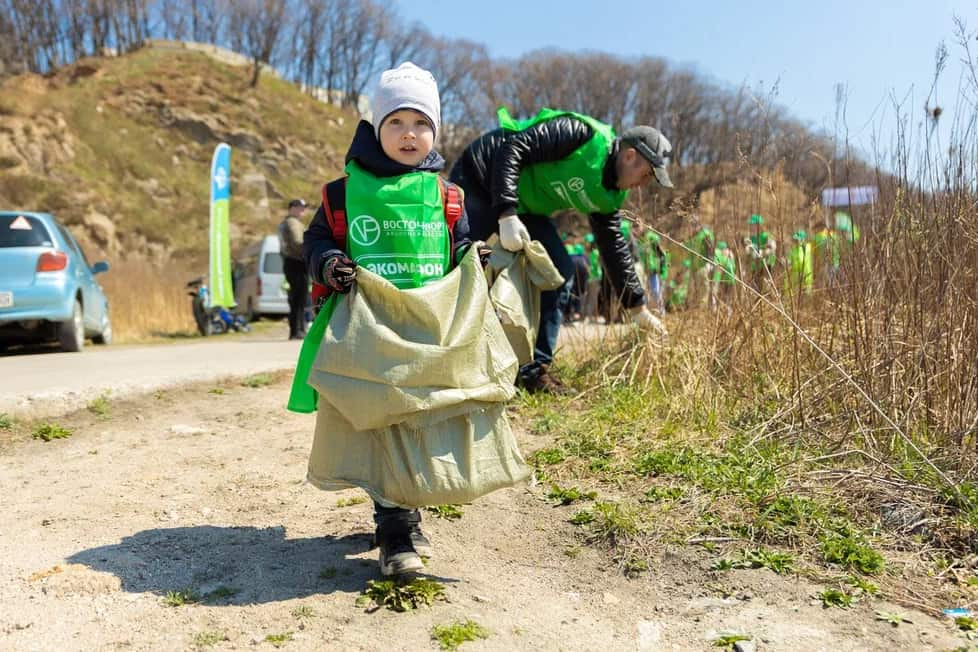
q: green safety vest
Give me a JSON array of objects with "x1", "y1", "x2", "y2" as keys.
[
  {"x1": 345, "y1": 161, "x2": 451, "y2": 289},
  {"x1": 786, "y1": 242, "x2": 814, "y2": 292},
  {"x1": 645, "y1": 245, "x2": 667, "y2": 277},
  {"x1": 814, "y1": 229, "x2": 841, "y2": 269},
  {"x1": 498, "y1": 107, "x2": 628, "y2": 216},
  {"x1": 749, "y1": 231, "x2": 775, "y2": 271},
  {"x1": 712, "y1": 249, "x2": 736, "y2": 284},
  {"x1": 588, "y1": 248, "x2": 603, "y2": 281},
  {"x1": 686, "y1": 228, "x2": 713, "y2": 272},
  {"x1": 286, "y1": 163, "x2": 451, "y2": 413}
]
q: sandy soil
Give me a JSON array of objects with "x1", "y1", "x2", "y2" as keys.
[{"x1": 0, "y1": 375, "x2": 970, "y2": 652}]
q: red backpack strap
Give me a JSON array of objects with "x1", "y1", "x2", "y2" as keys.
[
  {"x1": 322, "y1": 177, "x2": 348, "y2": 249},
  {"x1": 313, "y1": 177, "x2": 348, "y2": 308},
  {"x1": 439, "y1": 177, "x2": 463, "y2": 230}
]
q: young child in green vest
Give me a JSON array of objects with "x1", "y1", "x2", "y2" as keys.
[{"x1": 302, "y1": 62, "x2": 477, "y2": 576}]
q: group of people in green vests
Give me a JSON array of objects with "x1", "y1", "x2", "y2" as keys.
[{"x1": 563, "y1": 209, "x2": 861, "y2": 320}]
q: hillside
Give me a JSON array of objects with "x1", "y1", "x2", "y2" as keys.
[{"x1": 0, "y1": 46, "x2": 356, "y2": 263}]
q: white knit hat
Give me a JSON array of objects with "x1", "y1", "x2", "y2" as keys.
[{"x1": 371, "y1": 62, "x2": 441, "y2": 140}]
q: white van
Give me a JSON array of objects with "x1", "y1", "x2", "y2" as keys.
[{"x1": 234, "y1": 235, "x2": 288, "y2": 319}]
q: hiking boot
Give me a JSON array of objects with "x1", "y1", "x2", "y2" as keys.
[
  {"x1": 376, "y1": 522, "x2": 424, "y2": 576},
  {"x1": 517, "y1": 367, "x2": 571, "y2": 395},
  {"x1": 409, "y1": 523, "x2": 434, "y2": 558}
]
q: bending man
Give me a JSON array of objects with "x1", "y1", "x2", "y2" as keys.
[{"x1": 449, "y1": 107, "x2": 673, "y2": 393}]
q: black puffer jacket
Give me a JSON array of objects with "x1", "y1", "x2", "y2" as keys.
[
  {"x1": 449, "y1": 115, "x2": 646, "y2": 309},
  {"x1": 303, "y1": 120, "x2": 471, "y2": 285}
]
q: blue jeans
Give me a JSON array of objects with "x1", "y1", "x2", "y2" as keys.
[
  {"x1": 444, "y1": 179, "x2": 575, "y2": 380},
  {"x1": 648, "y1": 273, "x2": 664, "y2": 315},
  {"x1": 518, "y1": 217, "x2": 574, "y2": 377}
]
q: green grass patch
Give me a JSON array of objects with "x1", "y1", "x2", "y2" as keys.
[
  {"x1": 530, "y1": 447, "x2": 566, "y2": 466},
  {"x1": 425, "y1": 504, "x2": 464, "y2": 520},
  {"x1": 820, "y1": 532, "x2": 885, "y2": 575},
  {"x1": 875, "y1": 611, "x2": 911, "y2": 627},
  {"x1": 0, "y1": 413, "x2": 12, "y2": 429},
  {"x1": 336, "y1": 496, "x2": 367, "y2": 507},
  {"x1": 240, "y1": 373, "x2": 272, "y2": 388},
  {"x1": 32, "y1": 423, "x2": 72, "y2": 441},
  {"x1": 569, "y1": 510, "x2": 595, "y2": 525},
  {"x1": 956, "y1": 616, "x2": 978, "y2": 631},
  {"x1": 291, "y1": 605, "x2": 316, "y2": 619},
  {"x1": 712, "y1": 548, "x2": 794, "y2": 575},
  {"x1": 844, "y1": 574, "x2": 879, "y2": 595},
  {"x1": 641, "y1": 486, "x2": 684, "y2": 502},
  {"x1": 431, "y1": 620, "x2": 490, "y2": 650},
  {"x1": 318, "y1": 566, "x2": 337, "y2": 580},
  {"x1": 357, "y1": 578, "x2": 446, "y2": 612},
  {"x1": 818, "y1": 588, "x2": 856, "y2": 609},
  {"x1": 204, "y1": 585, "x2": 238, "y2": 602},
  {"x1": 713, "y1": 633, "x2": 752, "y2": 649},
  {"x1": 162, "y1": 588, "x2": 201, "y2": 607},
  {"x1": 264, "y1": 632, "x2": 293, "y2": 648},
  {"x1": 192, "y1": 630, "x2": 227, "y2": 648},
  {"x1": 86, "y1": 392, "x2": 111, "y2": 418},
  {"x1": 586, "y1": 502, "x2": 642, "y2": 546},
  {"x1": 548, "y1": 484, "x2": 597, "y2": 505},
  {"x1": 208, "y1": 387, "x2": 225, "y2": 395}
]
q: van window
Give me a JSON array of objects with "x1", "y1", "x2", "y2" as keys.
[
  {"x1": 263, "y1": 252, "x2": 283, "y2": 274},
  {"x1": 1, "y1": 215, "x2": 54, "y2": 248}
]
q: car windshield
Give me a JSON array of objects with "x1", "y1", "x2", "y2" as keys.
[
  {"x1": 263, "y1": 252, "x2": 283, "y2": 274},
  {"x1": 0, "y1": 215, "x2": 54, "y2": 248}
]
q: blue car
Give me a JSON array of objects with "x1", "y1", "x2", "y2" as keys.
[{"x1": 0, "y1": 211, "x2": 112, "y2": 352}]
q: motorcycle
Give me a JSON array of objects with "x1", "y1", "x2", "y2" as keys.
[{"x1": 186, "y1": 277, "x2": 250, "y2": 336}]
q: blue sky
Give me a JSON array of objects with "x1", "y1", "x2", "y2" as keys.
[{"x1": 395, "y1": 1, "x2": 976, "y2": 159}]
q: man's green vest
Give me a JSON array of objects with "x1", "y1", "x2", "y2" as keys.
[
  {"x1": 713, "y1": 248, "x2": 736, "y2": 284},
  {"x1": 497, "y1": 107, "x2": 628, "y2": 216},
  {"x1": 686, "y1": 227, "x2": 714, "y2": 272},
  {"x1": 814, "y1": 228, "x2": 841, "y2": 269},
  {"x1": 344, "y1": 161, "x2": 451, "y2": 290},
  {"x1": 749, "y1": 231, "x2": 775, "y2": 271},
  {"x1": 786, "y1": 241, "x2": 814, "y2": 291}
]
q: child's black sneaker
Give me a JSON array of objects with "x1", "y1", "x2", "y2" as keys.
[
  {"x1": 376, "y1": 522, "x2": 424, "y2": 576},
  {"x1": 409, "y1": 524, "x2": 433, "y2": 558}
]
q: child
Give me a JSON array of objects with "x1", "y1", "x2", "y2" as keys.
[{"x1": 302, "y1": 62, "x2": 475, "y2": 575}]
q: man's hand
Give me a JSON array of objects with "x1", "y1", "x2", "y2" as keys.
[
  {"x1": 630, "y1": 305, "x2": 668, "y2": 337},
  {"x1": 498, "y1": 214, "x2": 529, "y2": 252},
  {"x1": 322, "y1": 253, "x2": 357, "y2": 293}
]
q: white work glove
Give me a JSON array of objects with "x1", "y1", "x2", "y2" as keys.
[
  {"x1": 630, "y1": 305, "x2": 668, "y2": 337},
  {"x1": 498, "y1": 214, "x2": 530, "y2": 252}
]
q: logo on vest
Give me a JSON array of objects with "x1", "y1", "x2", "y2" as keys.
[
  {"x1": 349, "y1": 214, "x2": 381, "y2": 246},
  {"x1": 568, "y1": 177, "x2": 585, "y2": 192}
]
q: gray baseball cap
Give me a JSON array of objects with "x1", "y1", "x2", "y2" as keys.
[{"x1": 620, "y1": 126, "x2": 674, "y2": 188}]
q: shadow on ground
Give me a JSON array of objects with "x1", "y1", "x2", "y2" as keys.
[{"x1": 67, "y1": 525, "x2": 456, "y2": 604}]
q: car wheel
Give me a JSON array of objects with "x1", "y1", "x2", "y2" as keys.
[
  {"x1": 58, "y1": 299, "x2": 85, "y2": 352},
  {"x1": 93, "y1": 314, "x2": 113, "y2": 345}
]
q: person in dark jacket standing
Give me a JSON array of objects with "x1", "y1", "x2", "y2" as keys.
[
  {"x1": 449, "y1": 108, "x2": 673, "y2": 393},
  {"x1": 279, "y1": 198, "x2": 309, "y2": 340}
]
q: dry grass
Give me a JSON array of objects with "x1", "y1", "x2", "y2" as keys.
[{"x1": 99, "y1": 261, "x2": 196, "y2": 341}]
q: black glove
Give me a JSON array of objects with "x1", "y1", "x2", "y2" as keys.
[
  {"x1": 477, "y1": 245, "x2": 492, "y2": 267},
  {"x1": 322, "y1": 253, "x2": 357, "y2": 293}
]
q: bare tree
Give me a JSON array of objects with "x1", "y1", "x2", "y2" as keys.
[
  {"x1": 335, "y1": 0, "x2": 386, "y2": 110},
  {"x1": 159, "y1": 0, "x2": 191, "y2": 40},
  {"x1": 227, "y1": 0, "x2": 288, "y2": 87}
]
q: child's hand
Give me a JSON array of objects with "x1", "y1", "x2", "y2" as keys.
[
  {"x1": 323, "y1": 254, "x2": 357, "y2": 293},
  {"x1": 477, "y1": 245, "x2": 493, "y2": 267}
]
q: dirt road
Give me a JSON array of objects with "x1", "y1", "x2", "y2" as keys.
[{"x1": 0, "y1": 369, "x2": 969, "y2": 651}]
